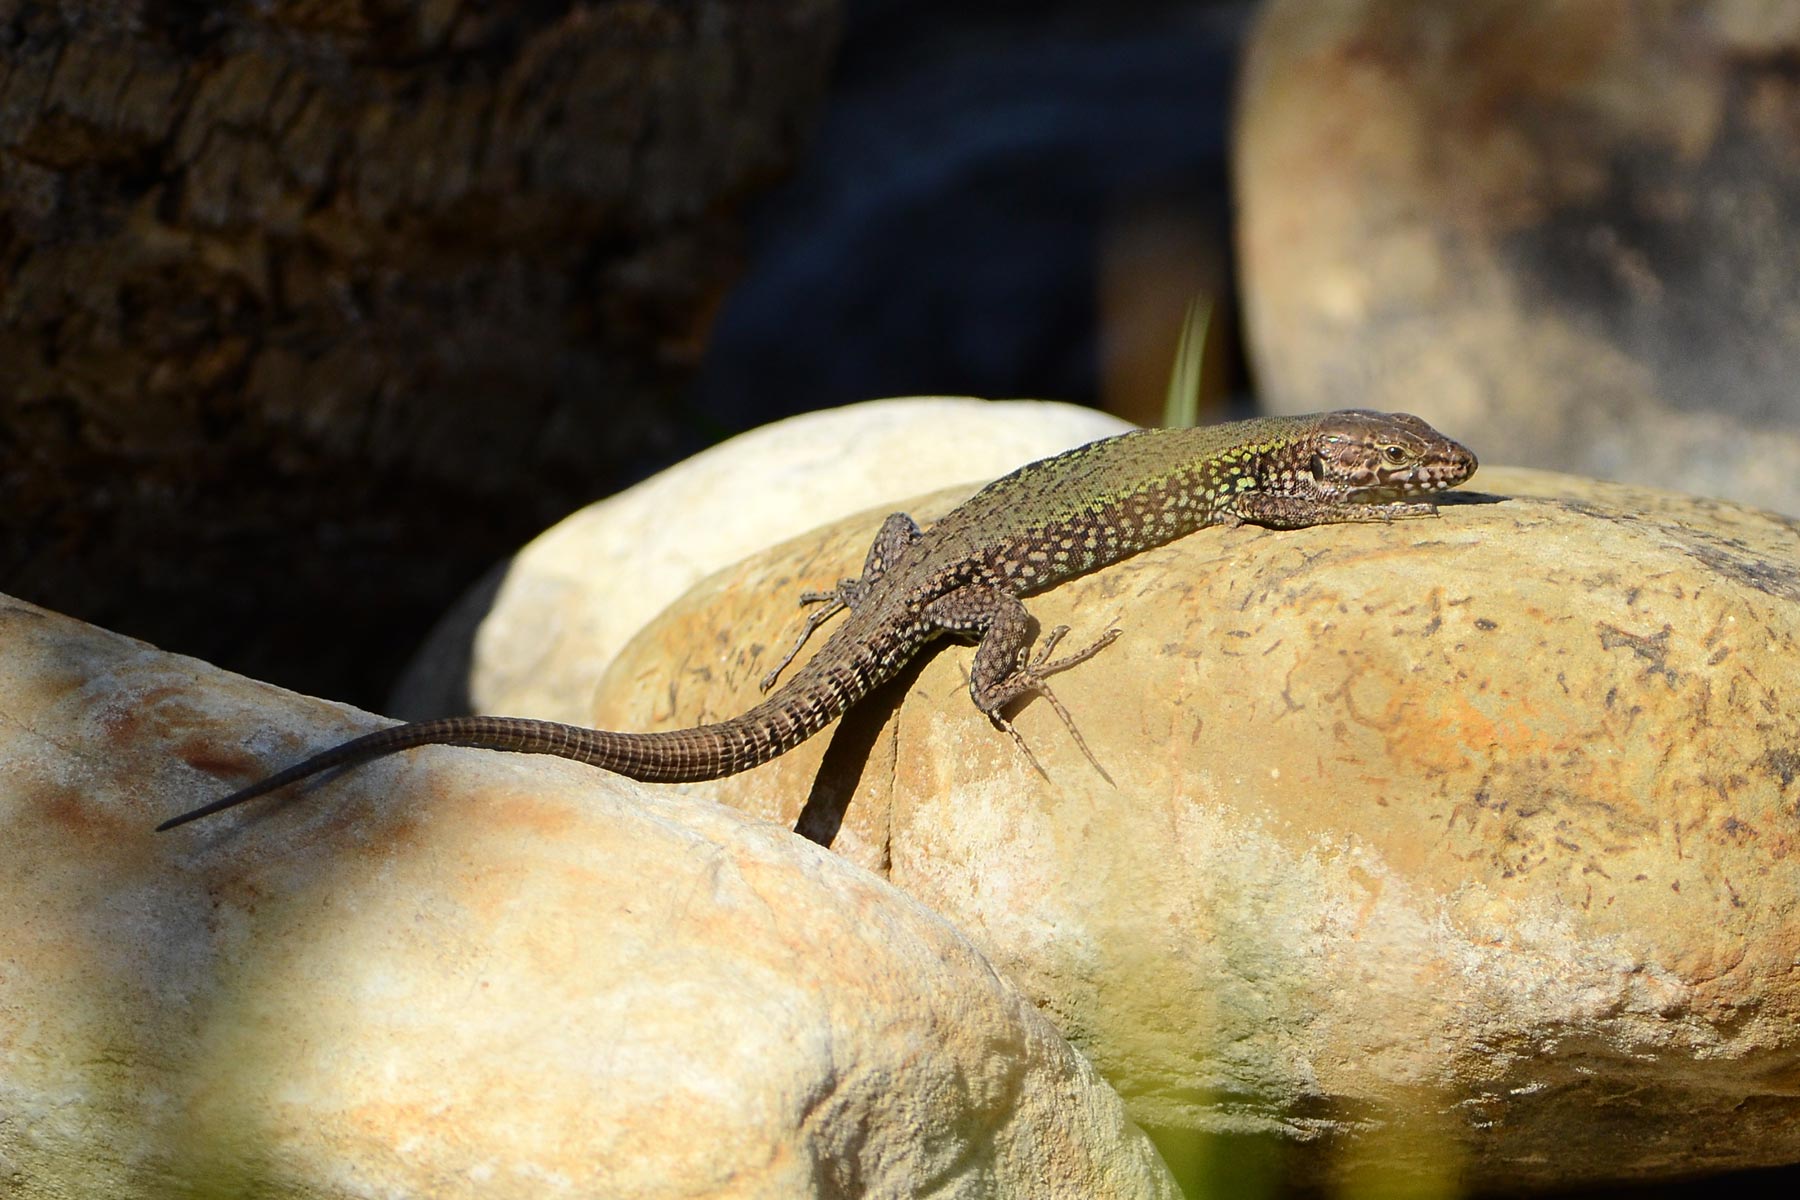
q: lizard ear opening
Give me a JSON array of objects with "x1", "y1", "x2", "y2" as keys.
[{"x1": 1310, "y1": 455, "x2": 1328, "y2": 484}]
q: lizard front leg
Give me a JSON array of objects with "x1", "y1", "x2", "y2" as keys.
[
  {"x1": 925, "y1": 584, "x2": 1119, "y2": 778},
  {"x1": 762, "y1": 512, "x2": 924, "y2": 692}
]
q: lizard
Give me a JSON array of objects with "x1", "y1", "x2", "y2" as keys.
[{"x1": 155, "y1": 409, "x2": 1476, "y2": 832}]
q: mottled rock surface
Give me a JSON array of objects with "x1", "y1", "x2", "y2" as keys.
[
  {"x1": 1236, "y1": 0, "x2": 1800, "y2": 515},
  {"x1": 589, "y1": 464, "x2": 1800, "y2": 1191},
  {"x1": 0, "y1": 598, "x2": 1176, "y2": 1199}
]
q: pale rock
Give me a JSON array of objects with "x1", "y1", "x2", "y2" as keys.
[
  {"x1": 587, "y1": 465, "x2": 1800, "y2": 1192},
  {"x1": 0, "y1": 597, "x2": 1178, "y2": 1199},
  {"x1": 1235, "y1": 0, "x2": 1800, "y2": 516},
  {"x1": 390, "y1": 396, "x2": 1131, "y2": 721}
]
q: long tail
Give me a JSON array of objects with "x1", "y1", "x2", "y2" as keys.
[
  {"x1": 157, "y1": 688, "x2": 852, "y2": 833},
  {"x1": 156, "y1": 611, "x2": 921, "y2": 833}
]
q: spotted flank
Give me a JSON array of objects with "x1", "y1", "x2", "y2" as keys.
[{"x1": 918, "y1": 408, "x2": 1478, "y2": 590}]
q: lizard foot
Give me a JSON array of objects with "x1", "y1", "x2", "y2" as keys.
[
  {"x1": 762, "y1": 591, "x2": 848, "y2": 692},
  {"x1": 988, "y1": 625, "x2": 1121, "y2": 785},
  {"x1": 1030, "y1": 623, "x2": 1122, "y2": 677}
]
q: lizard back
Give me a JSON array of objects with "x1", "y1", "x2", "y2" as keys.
[{"x1": 912, "y1": 416, "x2": 1322, "y2": 593}]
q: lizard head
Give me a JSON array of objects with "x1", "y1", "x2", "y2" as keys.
[{"x1": 1304, "y1": 410, "x2": 1477, "y2": 502}]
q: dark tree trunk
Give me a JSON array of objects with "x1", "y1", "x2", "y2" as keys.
[{"x1": 0, "y1": 0, "x2": 840, "y2": 705}]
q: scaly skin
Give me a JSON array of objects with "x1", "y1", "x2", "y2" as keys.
[{"x1": 156, "y1": 409, "x2": 1476, "y2": 831}]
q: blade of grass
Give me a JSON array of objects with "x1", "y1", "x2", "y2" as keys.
[{"x1": 1161, "y1": 295, "x2": 1213, "y2": 430}]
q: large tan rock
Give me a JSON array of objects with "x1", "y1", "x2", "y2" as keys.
[
  {"x1": 0, "y1": 597, "x2": 1177, "y2": 1198},
  {"x1": 586, "y1": 465, "x2": 1800, "y2": 1191},
  {"x1": 390, "y1": 396, "x2": 1132, "y2": 720}
]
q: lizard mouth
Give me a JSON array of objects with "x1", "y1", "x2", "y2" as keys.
[
  {"x1": 1346, "y1": 477, "x2": 1453, "y2": 502},
  {"x1": 1311, "y1": 456, "x2": 1456, "y2": 501}
]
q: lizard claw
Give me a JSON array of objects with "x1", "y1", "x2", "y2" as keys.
[
  {"x1": 763, "y1": 592, "x2": 849, "y2": 692},
  {"x1": 990, "y1": 710, "x2": 1051, "y2": 781}
]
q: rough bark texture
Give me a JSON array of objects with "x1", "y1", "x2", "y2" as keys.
[{"x1": 0, "y1": 0, "x2": 840, "y2": 705}]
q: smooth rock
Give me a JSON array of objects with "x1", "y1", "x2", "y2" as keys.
[
  {"x1": 587, "y1": 465, "x2": 1800, "y2": 1191},
  {"x1": 389, "y1": 396, "x2": 1132, "y2": 720},
  {"x1": 1236, "y1": 0, "x2": 1800, "y2": 515},
  {"x1": 0, "y1": 597, "x2": 1178, "y2": 1199}
]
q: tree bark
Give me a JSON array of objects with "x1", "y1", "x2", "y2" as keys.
[{"x1": 0, "y1": 0, "x2": 840, "y2": 705}]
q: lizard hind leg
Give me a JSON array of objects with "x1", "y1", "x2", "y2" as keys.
[
  {"x1": 761, "y1": 511, "x2": 924, "y2": 693},
  {"x1": 762, "y1": 592, "x2": 848, "y2": 691},
  {"x1": 1007, "y1": 624, "x2": 1120, "y2": 785},
  {"x1": 929, "y1": 585, "x2": 1120, "y2": 783}
]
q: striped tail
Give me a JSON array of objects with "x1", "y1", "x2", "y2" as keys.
[{"x1": 156, "y1": 629, "x2": 904, "y2": 832}]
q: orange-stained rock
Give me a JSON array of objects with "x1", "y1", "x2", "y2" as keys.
[
  {"x1": 0, "y1": 598, "x2": 1177, "y2": 1199},
  {"x1": 590, "y1": 465, "x2": 1800, "y2": 1191}
]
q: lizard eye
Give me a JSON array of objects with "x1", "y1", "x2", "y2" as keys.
[{"x1": 1382, "y1": 444, "x2": 1408, "y2": 464}]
